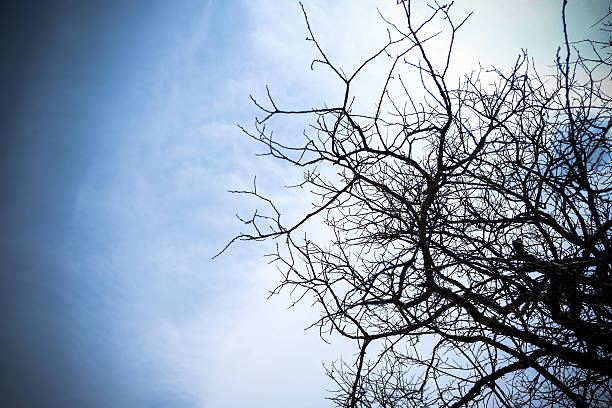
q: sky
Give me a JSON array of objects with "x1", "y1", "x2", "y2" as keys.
[{"x1": 0, "y1": 1, "x2": 609, "y2": 407}]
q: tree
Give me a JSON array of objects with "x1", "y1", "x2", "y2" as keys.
[{"x1": 222, "y1": 1, "x2": 612, "y2": 406}]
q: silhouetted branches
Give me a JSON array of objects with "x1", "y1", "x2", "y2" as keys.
[{"x1": 227, "y1": 1, "x2": 612, "y2": 406}]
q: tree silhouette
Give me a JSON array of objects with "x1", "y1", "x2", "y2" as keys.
[{"x1": 223, "y1": 1, "x2": 612, "y2": 406}]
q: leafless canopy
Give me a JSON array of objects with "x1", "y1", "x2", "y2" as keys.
[{"x1": 224, "y1": 1, "x2": 612, "y2": 406}]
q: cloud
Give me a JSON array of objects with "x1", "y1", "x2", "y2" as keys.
[
  {"x1": 8, "y1": 0, "x2": 610, "y2": 406},
  {"x1": 146, "y1": 263, "x2": 352, "y2": 407}
]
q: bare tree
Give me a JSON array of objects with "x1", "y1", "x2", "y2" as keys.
[{"x1": 220, "y1": 1, "x2": 612, "y2": 406}]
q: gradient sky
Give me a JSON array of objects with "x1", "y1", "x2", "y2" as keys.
[{"x1": 0, "y1": 1, "x2": 609, "y2": 407}]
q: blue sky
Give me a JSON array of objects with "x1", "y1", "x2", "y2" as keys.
[{"x1": 0, "y1": 1, "x2": 609, "y2": 407}]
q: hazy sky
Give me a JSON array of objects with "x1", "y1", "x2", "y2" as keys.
[{"x1": 0, "y1": 1, "x2": 609, "y2": 407}]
